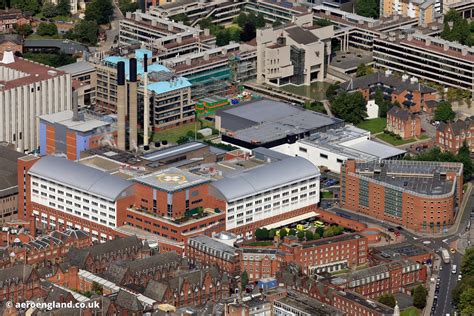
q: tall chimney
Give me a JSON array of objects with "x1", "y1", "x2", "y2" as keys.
[
  {"x1": 143, "y1": 54, "x2": 150, "y2": 147},
  {"x1": 128, "y1": 58, "x2": 138, "y2": 151},
  {"x1": 116, "y1": 61, "x2": 126, "y2": 151},
  {"x1": 72, "y1": 90, "x2": 79, "y2": 121}
]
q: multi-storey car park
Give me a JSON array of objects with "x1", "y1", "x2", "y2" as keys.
[{"x1": 340, "y1": 159, "x2": 464, "y2": 233}]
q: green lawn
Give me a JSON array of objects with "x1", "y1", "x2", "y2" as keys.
[
  {"x1": 152, "y1": 119, "x2": 213, "y2": 143},
  {"x1": 247, "y1": 241, "x2": 273, "y2": 246},
  {"x1": 27, "y1": 33, "x2": 62, "y2": 40},
  {"x1": 376, "y1": 133, "x2": 416, "y2": 146},
  {"x1": 356, "y1": 118, "x2": 387, "y2": 134},
  {"x1": 400, "y1": 307, "x2": 420, "y2": 316},
  {"x1": 321, "y1": 191, "x2": 334, "y2": 199},
  {"x1": 418, "y1": 134, "x2": 430, "y2": 140}
]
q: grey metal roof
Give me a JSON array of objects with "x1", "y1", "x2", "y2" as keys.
[
  {"x1": 133, "y1": 167, "x2": 210, "y2": 192},
  {"x1": 286, "y1": 26, "x2": 320, "y2": 45},
  {"x1": 57, "y1": 61, "x2": 95, "y2": 76},
  {"x1": 141, "y1": 142, "x2": 207, "y2": 162},
  {"x1": 210, "y1": 157, "x2": 319, "y2": 201},
  {"x1": 348, "y1": 140, "x2": 406, "y2": 159},
  {"x1": 29, "y1": 156, "x2": 133, "y2": 201},
  {"x1": 252, "y1": 147, "x2": 291, "y2": 162},
  {"x1": 0, "y1": 145, "x2": 25, "y2": 197},
  {"x1": 24, "y1": 39, "x2": 88, "y2": 54}
]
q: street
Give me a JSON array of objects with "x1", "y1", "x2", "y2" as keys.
[{"x1": 330, "y1": 185, "x2": 474, "y2": 316}]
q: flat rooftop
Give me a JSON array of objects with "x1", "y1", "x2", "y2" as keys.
[
  {"x1": 141, "y1": 142, "x2": 207, "y2": 162},
  {"x1": 375, "y1": 242, "x2": 433, "y2": 259},
  {"x1": 336, "y1": 291, "x2": 394, "y2": 314},
  {"x1": 188, "y1": 235, "x2": 236, "y2": 257},
  {"x1": 57, "y1": 61, "x2": 95, "y2": 75},
  {"x1": 0, "y1": 144, "x2": 26, "y2": 196},
  {"x1": 353, "y1": 160, "x2": 463, "y2": 196},
  {"x1": 330, "y1": 51, "x2": 374, "y2": 71},
  {"x1": 133, "y1": 167, "x2": 210, "y2": 192},
  {"x1": 218, "y1": 99, "x2": 342, "y2": 144},
  {"x1": 276, "y1": 292, "x2": 343, "y2": 315},
  {"x1": 39, "y1": 110, "x2": 112, "y2": 133}
]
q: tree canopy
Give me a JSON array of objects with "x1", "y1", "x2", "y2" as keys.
[
  {"x1": 331, "y1": 91, "x2": 367, "y2": 124},
  {"x1": 434, "y1": 100, "x2": 455, "y2": 122},
  {"x1": 65, "y1": 20, "x2": 99, "y2": 46},
  {"x1": 355, "y1": 0, "x2": 379, "y2": 18},
  {"x1": 85, "y1": 0, "x2": 114, "y2": 25},
  {"x1": 378, "y1": 293, "x2": 396, "y2": 308},
  {"x1": 441, "y1": 9, "x2": 474, "y2": 46},
  {"x1": 413, "y1": 285, "x2": 427, "y2": 309},
  {"x1": 56, "y1": 0, "x2": 71, "y2": 16},
  {"x1": 452, "y1": 248, "x2": 474, "y2": 315},
  {"x1": 356, "y1": 63, "x2": 374, "y2": 77},
  {"x1": 119, "y1": 0, "x2": 139, "y2": 15},
  {"x1": 37, "y1": 22, "x2": 58, "y2": 37},
  {"x1": 11, "y1": 0, "x2": 40, "y2": 13}
]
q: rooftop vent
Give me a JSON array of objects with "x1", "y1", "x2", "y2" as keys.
[{"x1": 1, "y1": 50, "x2": 14, "y2": 64}]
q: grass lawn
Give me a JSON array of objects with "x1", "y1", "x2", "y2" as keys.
[
  {"x1": 27, "y1": 33, "x2": 62, "y2": 40},
  {"x1": 376, "y1": 133, "x2": 416, "y2": 146},
  {"x1": 418, "y1": 134, "x2": 430, "y2": 140},
  {"x1": 400, "y1": 307, "x2": 420, "y2": 316},
  {"x1": 247, "y1": 241, "x2": 273, "y2": 246},
  {"x1": 356, "y1": 118, "x2": 387, "y2": 134},
  {"x1": 152, "y1": 119, "x2": 213, "y2": 143},
  {"x1": 321, "y1": 191, "x2": 334, "y2": 199}
]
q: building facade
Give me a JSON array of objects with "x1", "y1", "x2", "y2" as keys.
[
  {"x1": 380, "y1": 0, "x2": 436, "y2": 24},
  {"x1": 436, "y1": 117, "x2": 474, "y2": 153},
  {"x1": 0, "y1": 144, "x2": 25, "y2": 223},
  {"x1": 340, "y1": 160, "x2": 463, "y2": 232},
  {"x1": 256, "y1": 13, "x2": 334, "y2": 86},
  {"x1": 0, "y1": 53, "x2": 72, "y2": 152},
  {"x1": 386, "y1": 106, "x2": 421, "y2": 139}
]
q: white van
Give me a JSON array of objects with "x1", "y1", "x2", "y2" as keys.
[{"x1": 452, "y1": 265, "x2": 457, "y2": 274}]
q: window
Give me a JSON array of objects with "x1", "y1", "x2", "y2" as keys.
[
  {"x1": 320, "y1": 153, "x2": 328, "y2": 159},
  {"x1": 299, "y1": 147, "x2": 307, "y2": 153}
]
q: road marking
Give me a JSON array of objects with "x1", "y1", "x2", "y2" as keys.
[{"x1": 443, "y1": 268, "x2": 453, "y2": 316}]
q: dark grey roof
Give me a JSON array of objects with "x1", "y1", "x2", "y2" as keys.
[
  {"x1": 0, "y1": 264, "x2": 34, "y2": 287},
  {"x1": 425, "y1": 100, "x2": 439, "y2": 108},
  {"x1": 126, "y1": 251, "x2": 181, "y2": 273},
  {"x1": 340, "y1": 72, "x2": 436, "y2": 94},
  {"x1": 210, "y1": 157, "x2": 319, "y2": 201},
  {"x1": 115, "y1": 289, "x2": 143, "y2": 311},
  {"x1": 277, "y1": 291, "x2": 343, "y2": 316},
  {"x1": 101, "y1": 263, "x2": 128, "y2": 285},
  {"x1": 286, "y1": 26, "x2": 320, "y2": 44},
  {"x1": 24, "y1": 39, "x2": 88, "y2": 54},
  {"x1": 437, "y1": 118, "x2": 474, "y2": 136},
  {"x1": 29, "y1": 156, "x2": 133, "y2": 201},
  {"x1": 188, "y1": 235, "x2": 237, "y2": 259},
  {"x1": 0, "y1": 145, "x2": 25, "y2": 197},
  {"x1": 144, "y1": 279, "x2": 168, "y2": 301},
  {"x1": 387, "y1": 106, "x2": 415, "y2": 121},
  {"x1": 45, "y1": 285, "x2": 76, "y2": 303},
  {"x1": 0, "y1": 33, "x2": 22, "y2": 45},
  {"x1": 252, "y1": 147, "x2": 291, "y2": 162}
]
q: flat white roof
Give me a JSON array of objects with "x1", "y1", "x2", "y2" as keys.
[
  {"x1": 263, "y1": 211, "x2": 319, "y2": 230},
  {"x1": 348, "y1": 140, "x2": 406, "y2": 159}
]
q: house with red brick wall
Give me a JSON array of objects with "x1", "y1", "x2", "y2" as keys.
[
  {"x1": 340, "y1": 71, "x2": 437, "y2": 113},
  {"x1": 143, "y1": 266, "x2": 230, "y2": 308},
  {"x1": 0, "y1": 9, "x2": 30, "y2": 33},
  {"x1": 386, "y1": 106, "x2": 421, "y2": 139},
  {"x1": 436, "y1": 117, "x2": 474, "y2": 153},
  {"x1": 0, "y1": 265, "x2": 43, "y2": 304}
]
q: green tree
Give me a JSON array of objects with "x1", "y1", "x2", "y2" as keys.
[
  {"x1": 37, "y1": 22, "x2": 58, "y2": 36},
  {"x1": 216, "y1": 29, "x2": 230, "y2": 46},
  {"x1": 255, "y1": 228, "x2": 269, "y2": 241},
  {"x1": 461, "y1": 247, "x2": 474, "y2": 276},
  {"x1": 458, "y1": 142, "x2": 473, "y2": 180},
  {"x1": 173, "y1": 13, "x2": 190, "y2": 25},
  {"x1": 314, "y1": 19, "x2": 332, "y2": 27},
  {"x1": 355, "y1": 0, "x2": 379, "y2": 18},
  {"x1": 378, "y1": 293, "x2": 396, "y2": 308},
  {"x1": 56, "y1": 0, "x2": 71, "y2": 16},
  {"x1": 14, "y1": 23, "x2": 33, "y2": 37},
  {"x1": 241, "y1": 270, "x2": 249, "y2": 289},
  {"x1": 325, "y1": 83, "x2": 340, "y2": 101},
  {"x1": 305, "y1": 230, "x2": 314, "y2": 241},
  {"x1": 272, "y1": 20, "x2": 282, "y2": 27},
  {"x1": 313, "y1": 232, "x2": 321, "y2": 240},
  {"x1": 85, "y1": 0, "x2": 114, "y2": 25},
  {"x1": 434, "y1": 100, "x2": 455, "y2": 122},
  {"x1": 279, "y1": 229, "x2": 288, "y2": 238},
  {"x1": 413, "y1": 285, "x2": 427, "y2": 309},
  {"x1": 42, "y1": 2, "x2": 58, "y2": 18},
  {"x1": 459, "y1": 288, "x2": 474, "y2": 315},
  {"x1": 297, "y1": 231, "x2": 305, "y2": 240},
  {"x1": 66, "y1": 20, "x2": 99, "y2": 45},
  {"x1": 176, "y1": 135, "x2": 189, "y2": 144},
  {"x1": 240, "y1": 22, "x2": 256, "y2": 42},
  {"x1": 91, "y1": 281, "x2": 103, "y2": 295},
  {"x1": 119, "y1": 0, "x2": 139, "y2": 14},
  {"x1": 356, "y1": 63, "x2": 373, "y2": 77},
  {"x1": 288, "y1": 228, "x2": 296, "y2": 236},
  {"x1": 255, "y1": 13, "x2": 265, "y2": 28},
  {"x1": 268, "y1": 229, "x2": 276, "y2": 239},
  {"x1": 374, "y1": 88, "x2": 392, "y2": 118},
  {"x1": 11, "y1": 0, "x2": 40, "y2": 13},
  {"x1": 235, "y1": 13, "x2": 248, "y2": 28},
  {"x1": 452, "y1": 275, "x2": 474, "y2": 305},
  {"x1": 315, "y1": 227, "x2": 324, "y2": 237},
  {"x1": 331, "y1": 91, "x2": 367, "y2": 124}
]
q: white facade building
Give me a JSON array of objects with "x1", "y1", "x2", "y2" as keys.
[
  {"x1": 0, "y1": 52, "x2": 72, "y2": 152},
  {"x1": 273, "y1": 126, "x2": 406, "y2": 173},
  {"x1": 27, "y1": 156, "x2": 134, "y2": 242},
  {"x1": 209, "y1": 157, "x2": 320, "y2": 240}
]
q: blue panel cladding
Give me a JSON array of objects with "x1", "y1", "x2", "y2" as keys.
[
  {"x1": 39, "y1": 122, "x2": 47, "y2": 156},
  {"x1": 76, "y1": 133, "x2": 90, "y2": 160}
]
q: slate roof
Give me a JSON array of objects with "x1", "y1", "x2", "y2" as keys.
[
  {"x1": 0, "y1": 264, "x2": 34, "y2": 287},
  {"x1": 0, "y1": 145, "x2": 26, "y2": 197},
  {"x1": 115, "y1": 289, "x2": 143, "y2": 311},
  {"x1": 285, "y1": 26, "x2": 319, "y2": 45},
  {"x1": 45, "y1": 286, "x2": 76, "y2": 304},
  {"x1": 340, "y1": 72, "x2": 436, "y2": 94},
  {"x1": 437, "y1": 117, "x2": 474, "y2": 136},
  {"x1": 387, "y1": 106, "x2": 416, "y2": 121}
]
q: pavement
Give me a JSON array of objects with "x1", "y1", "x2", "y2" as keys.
[
  {"x1": 329, "y1": 181, "x2": 474, "y2": 316},
  {"x1": 98, "y1": 0, "x2": 123, "y2": 52}
]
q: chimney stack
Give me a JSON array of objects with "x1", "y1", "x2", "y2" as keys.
[
  {"x1": 116, "y1": 61, "x2": 126, "y2": 150},
  {"x1": 143, "y1": 53, "x2": 150, "y2": 147},
  {"x1": 72, "y1": 90, "x2": 79, "y2": 121},
  {"x1": 128, "y1": 58, "x2": 138, "y2": 151}
]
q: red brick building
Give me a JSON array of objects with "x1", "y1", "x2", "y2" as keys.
[
  {"x1": 340, "y1": 72, "x2": 437, "y2": 113},
  {"x1": 143, "y1": 266, "x2": 230, "y2": 308},
  {"x1": 386, "y1": 106, "x2": 421, "y2": 139},
  {"x1": 186, "y1": 234, "x2": 239, "y2": 275},
  {"x1": 0, "y1": 9, "x2": 30, "y2": 33},
  {"x1": 240, "y1": 233, "x2": 369, "y2": 282},
  {"x1": 0, "y1": 34, "x2": 22, "y2": 57},
  {"x1": 436, "y1": 117, "x2": 474, "y2": 153},
  {"x1": 336, "y1": 260, "x2": 428, "y2": 298},
  {"x1": 0, "y1": 265, "x2": 43, "y2": 304},
  {"x1": 340, "y1": 160, "x2": 463, "y2": 232}
]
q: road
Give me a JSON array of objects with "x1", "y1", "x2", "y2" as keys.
[
  {"x1": 330, "y1": 186, "x2": 474, "y2": 316},
  {"x1": 98, "y1": 1, "x2": 123, "y2": 52}
]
